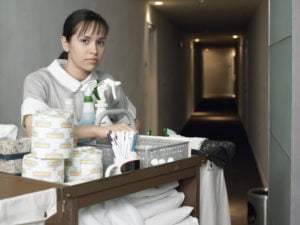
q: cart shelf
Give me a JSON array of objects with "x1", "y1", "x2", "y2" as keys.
[{"x1": 0, "y1": 155, "x2": 205, "y2": 225}]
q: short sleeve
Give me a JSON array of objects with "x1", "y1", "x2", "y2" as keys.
[{"x1": 21, "y1": 72, "x2": 49, "y2": 127}]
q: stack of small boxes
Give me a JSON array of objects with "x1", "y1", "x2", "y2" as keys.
[{"x1": 0, "y1": 137, "x2": 31, "y2": 175}]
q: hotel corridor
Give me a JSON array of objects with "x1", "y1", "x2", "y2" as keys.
[{"x1": 181, "y1": 98, "x2": 262, "y2": 225}]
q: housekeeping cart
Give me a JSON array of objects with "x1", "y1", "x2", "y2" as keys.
[{"x1": 0, "y1": 155, "x2": 205, "y2": 225}]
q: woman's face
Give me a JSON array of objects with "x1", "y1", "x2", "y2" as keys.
[{"x1": 61, "y1": 22, "x2": 106, "y2": 79}]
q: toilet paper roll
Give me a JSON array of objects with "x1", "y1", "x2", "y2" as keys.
[
  {"x1": 32, "y1": 127, "x2": 74, "y2": 139},
  {"x1": 22, "y1": 153, "x2": 64, "y2": 183},
  {"x1": 65, "y1": 146, "x2": 103, "y2": 182},
  {"x1": 31, "y1": 109, "x2": 74, "y2": 159},
  {"x1": 32, "y1": 109, "x2": 74, "y2": 128},
  {"x1": 31, "y1": 138, "x2": 73, "y2": 159}
]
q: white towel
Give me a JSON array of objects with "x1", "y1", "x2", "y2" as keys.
[
  {"x1": 137, "y1": 192, "x2": 185, "y2": 219},
  {"x1": 166, "y1": 128, "x2": 207, "y2": 157},
  {"x1": 0, "y1": 188, "x2": 57, "y2": 225},
  {"x1": 145, "y1": 206, "x2": 194, "y2": 225},
  {"x1": 79, "y1": 202, "x2": 107, "y2": 225},
  {"x1": 175, "y1": 216, "x2": 199, "y2": 225},
  {"x1": 125, "y1": 189, "x2": 178, "y2": 206},
  {"x1": 199, "y1": 161, "x2": 231, "y2": 225},
  {"x1": 126, "y1": 181, "x2": 179, "y2": 198},
  {"x1": 79, "y1": 197, "x2": 144, "y2": 225}
]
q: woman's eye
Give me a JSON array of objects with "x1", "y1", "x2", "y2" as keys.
[
  {"x1": 80, "y1": 39, "x2": 89, "y2": 44},
  {"x1": 97, "y1": 40, "x2": 105, "y2": 46}
]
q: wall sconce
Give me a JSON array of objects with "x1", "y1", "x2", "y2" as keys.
[{"x1": 154, "y1": 1, "x2": 163, "y2": 5}]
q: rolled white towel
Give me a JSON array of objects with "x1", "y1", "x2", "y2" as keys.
[
  {"x1": 145, "y1": 206, "x2": 194, "y2": 225},
  {"x1": 79, "y1": 198, "x2": 144, "y2": 225},
  {"x1": 79, "y1": 202, "x2": 107, "y2": 225},
  {"x1": 137, "y1": 192, "x2": 185, "y2": 220},
  {"x1": 104, "y1": 198, "x2": 144, "y2": 225},
  {"x1": 126, "y1": 189, "x2": 178, "y2": 207},
  {"x1": 175, "y1": 216, "x2": 199, "y2": 225},
  {"x1": 126, "y1": 181, "x2": 179, "y2": 198}
]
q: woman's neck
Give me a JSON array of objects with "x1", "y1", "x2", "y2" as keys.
[{"x1": 64, "y1": 63, "x2": 90, "y2": 82}]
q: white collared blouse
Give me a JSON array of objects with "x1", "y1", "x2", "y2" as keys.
[{"x1": 21, "y1": 59, "x2": 136, "y2": 126}]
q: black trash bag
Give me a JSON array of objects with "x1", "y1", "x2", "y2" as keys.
[{"x1": 192, "y1": 139, "x2": 236, "y2": 168}]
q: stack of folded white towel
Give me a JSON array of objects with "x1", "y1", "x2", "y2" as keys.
[{"x1": 79, "y1": 181, "x2": 199, "y2": 225}]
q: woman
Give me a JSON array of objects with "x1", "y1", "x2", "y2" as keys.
[{"x1": 21, "y1": 9, "x2": 137, "y2": 140}]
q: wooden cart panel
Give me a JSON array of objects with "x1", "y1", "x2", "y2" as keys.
[{"x1": 0, "y1": 155, "x2": 205, "y2": 225}]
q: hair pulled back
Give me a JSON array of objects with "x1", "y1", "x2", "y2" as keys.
[{"x1": 59, "y1": 9, "x2": 109, "y2": 59}]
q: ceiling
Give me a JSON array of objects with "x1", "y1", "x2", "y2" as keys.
[{"x1": 146, "y1": 0, "x2": 262, "y2": 33}]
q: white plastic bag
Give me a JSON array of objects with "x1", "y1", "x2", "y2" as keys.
[{"x1": 199, "y1": 161, "x2": 231, "y2": 225}]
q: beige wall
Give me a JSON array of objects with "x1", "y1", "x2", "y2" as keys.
[
  {"x1": 202, "y1": 47, "x2": 236, "y2": 98},
  {"x1": 149, "y1": 7, "x2": 186, "y2": 134},
  {"x1": 245, "y1": 0, "x2": 269, "y2": 186}
]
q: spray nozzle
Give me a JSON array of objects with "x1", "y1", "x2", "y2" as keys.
[
  {"x1": 97, "y1": 79, "x2": 121, "y2": 100},
  {"x1": 81, "y1": 80, "x2": 98, "y2": 97}
]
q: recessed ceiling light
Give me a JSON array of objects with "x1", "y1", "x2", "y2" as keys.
[
  {"x1": 194, "y1": 38, "x2": 200, "y2": 42},
  {"x1": 154, "y1": 1, "x2": 163, "y2": 5},
  {"x1": 232, "y1": 35, "x2": 239, "y2": 39}
]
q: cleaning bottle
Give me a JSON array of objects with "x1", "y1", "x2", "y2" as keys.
[
  {"x1": 94, "y1": 79, "x2": 121, "y2": 126},
  {"x1": 147, "y1": 128, "x2": 152, "y2": 136},
  {"x1": 78, "y1": 80, "x2": 97, "y2": 144},
  {"x1": 162, "y1": 128, "x2": 169, "y2": 137}
]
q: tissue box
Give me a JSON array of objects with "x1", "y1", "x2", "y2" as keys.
[
  {"x1": 0, "y1": 157, "x2": 24, "y2": 174},
  {"x1": 0, "y1": 137, "x2": 31, "y2": 174},
  {"x1": 0, "y1": 137, "x2": 31, "y2": 155}
]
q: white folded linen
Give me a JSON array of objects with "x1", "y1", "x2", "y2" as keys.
[
  {"x1": 79, "y1": 197, "x2": 144, "y2": 225},
  {"x1": 199, "y1": 161, "x2": 231, "y2": 225},
  {"x1": 137, "y1": 192, "x2": 185, "y2": 220},
  {"x1": 166, "y1": 128, "x2": 207, "y2": 157},
  {"x1": 0, "y1": 124, "x2": 18, "y2": 140},
  {"x1": 125, "y1": 189, "x2": 178, "y2": 206},
  {"x1": 175, "y1": 216, "x2": 199, "y2": 225},
  {"x1": 188, "y1": 137, "x2": 207, "y2": 150},
  {"x1": 126, "y1": 181, "x2": 179, "y2": 198},
  {"x1": 145, "y1": 206, "x2": 194, "y2": 225},
  {"x1": 0, "y1": 188, "x2": 57, "y2": 225}
]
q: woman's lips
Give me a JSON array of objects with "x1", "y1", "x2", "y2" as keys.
[{"x1": 86, "y1": 58, "x2": 98, "y2": 63}]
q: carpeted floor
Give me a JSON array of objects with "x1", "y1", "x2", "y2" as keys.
[{"x1": 180, "y1": 98, "x2": 262, "y2": 225}]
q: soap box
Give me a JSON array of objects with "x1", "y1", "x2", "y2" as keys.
[{"x1": 0, "y1": 137, "x2": 31, "y2": 174}]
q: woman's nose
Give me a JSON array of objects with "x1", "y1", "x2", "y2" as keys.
[{"x1": 89, "y1": 43, "x2": 98, "y2": 55}]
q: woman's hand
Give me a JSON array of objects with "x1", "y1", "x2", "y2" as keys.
[{"x1": 92, "y1": 123, "x2": 137, "y2": 139}]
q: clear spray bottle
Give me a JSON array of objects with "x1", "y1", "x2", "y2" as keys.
[{"x1": 78, "y1": 80, "x2": 97, "y2": 144}]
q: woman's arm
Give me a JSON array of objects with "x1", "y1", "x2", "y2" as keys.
[
  {"x1": 24, "y1": 114, "x2": 136, "y2": 139},
  {"x1": 74, "y1": 123, "x2": 136, "y2": 139}
]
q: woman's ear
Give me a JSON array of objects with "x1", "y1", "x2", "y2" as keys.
[{"x1": 60, "y1": 36, "x2": 69, "y2": 52}]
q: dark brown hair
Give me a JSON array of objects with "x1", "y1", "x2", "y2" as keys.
[{"x1": 59, "y1": 9, "x2": 109, "y2": 59}]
